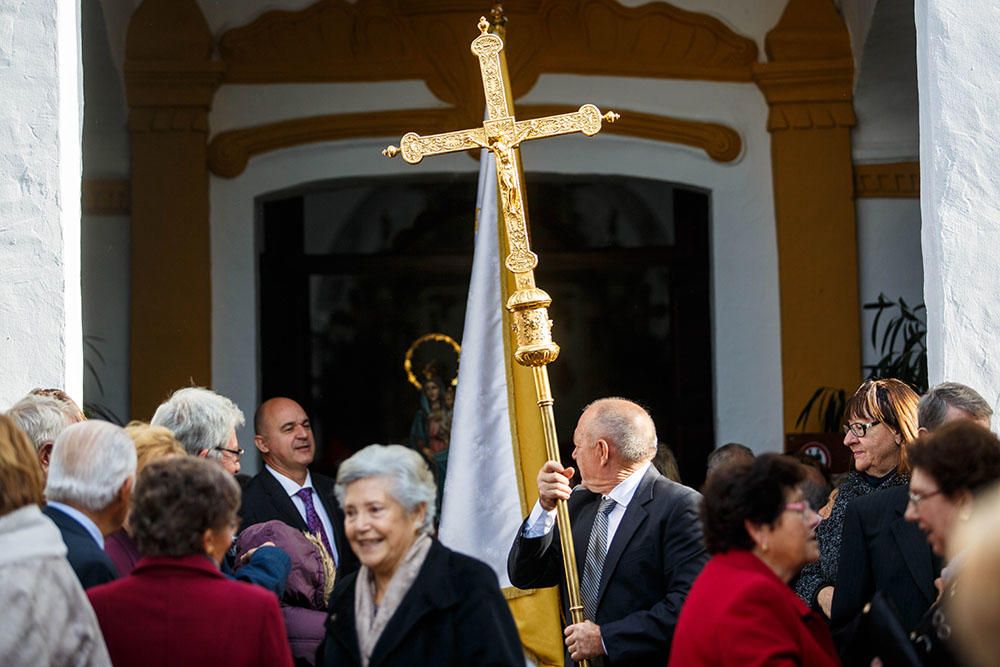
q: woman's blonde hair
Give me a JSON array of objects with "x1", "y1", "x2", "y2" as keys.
[
  {"x1": 0, "y1": 415, "x2": 45, "y2": 515},
  {"x1": 845, "y1": 379, "x2": 920, "y2": 473},
  {"x1": 125, "y1": 421, "x2": 186, "y2": 474}
]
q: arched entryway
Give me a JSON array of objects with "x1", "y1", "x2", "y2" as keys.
[{"x1": 258, "y1": 173, "x2": 715, "y2": 485}]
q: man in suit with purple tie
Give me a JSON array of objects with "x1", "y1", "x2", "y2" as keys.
[{"x1": 240, "y1": 397, "x2": 358, "y2": 579}]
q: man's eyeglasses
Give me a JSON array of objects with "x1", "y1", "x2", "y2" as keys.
[
  {"x1": 215, "y1": 445, "x2": 245, "y2": 459},
  {"x1": 843, "y1": 420, "x2": 880, "y2": 438},
  {"x1": 908, "y1": 489, "x2": 942, "y2": 508}
]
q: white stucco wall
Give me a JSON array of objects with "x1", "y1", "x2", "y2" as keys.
[
  {"x1": 210, "y1": 73, "x2": 784, "y2": 466},
  {"x1": 0, "y1": 0, "x2": 83, "y2": 408},
  {"x1": 916, "y1": 0, "x2": 1000, "y2": 407}
]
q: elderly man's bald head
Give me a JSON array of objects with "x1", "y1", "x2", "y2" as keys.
[{"x1": 579, "y1": 398, "x2": 657, "y2": 465}]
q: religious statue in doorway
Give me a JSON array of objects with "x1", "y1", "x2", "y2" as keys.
[{"x1": 404, "y1": 334, "x2": 460, "y2": 506}]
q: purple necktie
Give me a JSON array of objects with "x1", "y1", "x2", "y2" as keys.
[{"x1": 295, "y1": 488, "x2": 335, "y2": 563}]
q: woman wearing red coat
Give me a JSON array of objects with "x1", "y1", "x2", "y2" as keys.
[
  {"x1": 670, "y1": 454, "x2": 839, "y2": 667},
  {"x1": 88, "y1": 457, "x2": 293, "y2": 667}
]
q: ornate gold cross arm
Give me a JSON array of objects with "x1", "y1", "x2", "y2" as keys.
[
  {"x1": 383, "y1": 127, "x2": 487, "y2": 164},
  {"x1": 514, "y1": 105, "x2": 620, "y2": 143}
]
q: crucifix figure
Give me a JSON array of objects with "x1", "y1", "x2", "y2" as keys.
[{"x1": 383, "y1": 16, "x2": 618, "y2": 666}]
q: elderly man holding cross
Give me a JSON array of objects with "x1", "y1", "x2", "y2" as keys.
[{"x1": 508, "y1": 398, "x2": 708, "y2": 666}]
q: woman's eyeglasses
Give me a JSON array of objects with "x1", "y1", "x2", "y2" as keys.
[{"x1": 843, "y1": 420, "x2": 880, "y2": 438}]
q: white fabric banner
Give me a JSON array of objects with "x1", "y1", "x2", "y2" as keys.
[{"x1": 438, "y1": 150, "x2": 523, "y2": 589}]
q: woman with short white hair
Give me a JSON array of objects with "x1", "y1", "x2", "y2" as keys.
[{"x1": 317, "y1": 444, "x2": 523, "y2": 667}]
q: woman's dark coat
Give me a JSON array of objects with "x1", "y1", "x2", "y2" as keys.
[{"x1": 317, "y1": 539, "x2": 523, "y2": 667}]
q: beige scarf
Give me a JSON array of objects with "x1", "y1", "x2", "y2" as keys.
[{"x1": 354, "y1": 533, "x2": 433, "y2": 667}]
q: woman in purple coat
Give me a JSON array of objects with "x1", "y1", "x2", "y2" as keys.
[{"x1": 237, "y1": 520, "x2": 335, "y2": 665}]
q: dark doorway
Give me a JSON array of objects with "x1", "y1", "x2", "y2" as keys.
[{"x1": 259, "y1": 173, "x2": 714, "y2": 486}]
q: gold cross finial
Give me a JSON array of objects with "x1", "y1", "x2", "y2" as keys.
[
  {"x1": 383, "y1": 20, "x2": 617, "y2": 367},
  {"x1": 382, "y1": 20, "x2": 617, "y2": 286}
]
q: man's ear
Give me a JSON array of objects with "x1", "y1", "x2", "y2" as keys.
[
  {"x1": 596, "y1": 439, "x2": 610, "y2": 465},
  {"x1": 37, "y1": 443, "x2": 53, "y2": 472},
  {"x1": 253, "y1": 435, "x2": 268, "y2": 455},
  {"x1": 917, "y1": 426, "x2": 929, "y2": 437},
  {"x1": 117, "y1": 476, "x2": 134, "y2": 507}
]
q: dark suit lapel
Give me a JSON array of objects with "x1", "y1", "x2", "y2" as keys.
[
  {"x1": 890, "y1": 511, "x2": 937, "y2": 603},
  {"x1": 370, "y1": 542, "x2": 455, "y2": 665},
  {"x1": 260, "y1": 469, "x2": 309, "y2": 532},
  {"x1": 595, "y1": 467, "x2": 654, "y2": 605}
]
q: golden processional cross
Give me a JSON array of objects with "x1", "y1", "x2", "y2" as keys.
[{"x1": 384, "y1": 16, "x2": 617, "y2": 664}]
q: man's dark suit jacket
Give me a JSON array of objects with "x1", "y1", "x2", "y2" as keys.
[
  {"x1": 43, "y1": 504, "x2": 118, "y2": 589},
  {"x1": 831, "y1": 485, "x2": 941, "y2": 658},
  {"x1": 239, "y1": 468, "x2": 358, "y2": 578},
  {"x1": 507, "y1": 465, "x2": 708, "y2": 667}
]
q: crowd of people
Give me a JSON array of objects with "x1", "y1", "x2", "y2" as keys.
[{"x1": 1, "y1": 380, "x2": 1000, "y2": 666}]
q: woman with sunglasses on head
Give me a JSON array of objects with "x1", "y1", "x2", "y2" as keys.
[
  {"x1": 670, "y1": 454, "x2": 836, "y2": 666},
  {"x1": 794, "y1": 379, "x2": 919, "y2": 617}
]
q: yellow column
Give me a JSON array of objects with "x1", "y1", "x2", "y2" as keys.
[
  {"x1": 124, "y1": 0, "x2": 224, "y2": 419},
  {"x1": 754, "y1": 0, "x2": 861, "y2": 433}
]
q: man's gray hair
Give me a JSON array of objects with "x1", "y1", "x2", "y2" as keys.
[
  {"x1": 919, "y1": 382, "x2": 994, "y2": 431},
  {"x1": 334, "y1": 444, "x2": 437, "y2": 534},
  {"x1": 707, "y1": 442, "x2": 756, "y2": 473},
  {"x1": 583, "y1": 397, "x2": 657, "y2": 464},
  {"x1": 151, "y1": 387, "x2": 244, "y2": 461},
  {"x1": 45, "y1": 420, "x2": 137, "y2": 511},
  {"x1": 6, "y1": 394, "x2": 77, "y2": 451}
]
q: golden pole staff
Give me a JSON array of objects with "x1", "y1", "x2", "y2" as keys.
[{"x1": 383, "y1": 16, "x2": 617, "y2": 666}]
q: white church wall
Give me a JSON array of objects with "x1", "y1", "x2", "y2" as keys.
[
  {"x1": 917, "y1": 0, "x2": 1000, "y2": 412},
  {"x1": 0, "y1": 0, "x2": 83, "y2": 408},
  {"x1": 210, "y1": 73, "x2": 784, "y2": 466}
]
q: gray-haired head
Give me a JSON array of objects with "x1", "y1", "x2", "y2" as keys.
[
  {"x1": 707, "y1": 442, "x2": 755, "y2": 474},
  {"x1": 45, "y1": 420, "x2": 137, "y2": 512},
  {"x1": 151, "y1": 387, "x2": 244, "y2": 463},
  {"x1": 918, "y1": 382, "x2": 993, "y2": 431},
  {"x1": 334, "y1": 444, "x2": 437, "y2": 534},
  {"x1": 581, "y1": 397, "x2": 658, "y2": 465},
  {"x1": 7, "y1": 394, "x2": 78, "y2": 452}
]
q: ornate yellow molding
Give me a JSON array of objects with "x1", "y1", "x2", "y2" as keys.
[
  {"x1": 82, "y1": 179, "x2": 130, "y2": 216},
  {"x1": 854, "y1": 162, "x2": 919, "y2": 198},
  {"x1": 753, "y1": 59, "x2": 855, "y2": 131},
  {"x1": 207, "y1": 1, "x2": 754, "y2": 176},
  {"x1": 218, "y1": 0, "x2": 757, "y2": 134},
  {"x1": 208, "y1": 105, "x2": 741, "y2": 178}
]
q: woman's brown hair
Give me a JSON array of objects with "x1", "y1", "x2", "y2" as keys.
[
  {"x1": 0, "y1": 415, "x2": 45, "y2": 515},
  {"x1": 845, "y1": 379, "x2": 920, "y2": 473}
]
